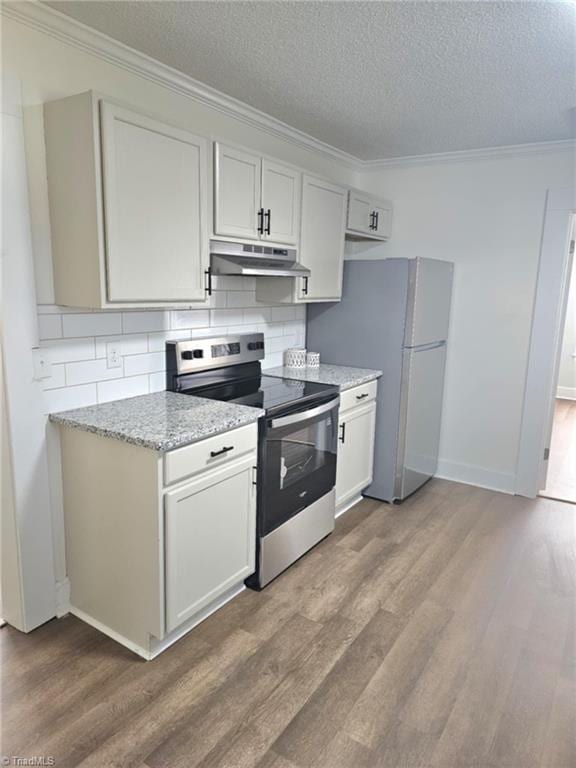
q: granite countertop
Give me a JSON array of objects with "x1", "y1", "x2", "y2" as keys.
[
  {"x1": 264, "y1": 363, "x2": 382, "y2": 391},
  {"x1": 49, "y1": 392, "x2": 264, "y2": 452}
]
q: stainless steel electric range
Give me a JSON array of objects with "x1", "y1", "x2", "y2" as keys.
[{"x1": 166, "y1": 333, "x2": 340, "y2": 588}]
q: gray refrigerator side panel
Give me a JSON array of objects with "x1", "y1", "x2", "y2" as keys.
[
  {"x1": 404, "y1": 258, "x2": 454, "y2": 347},
  {"x1": 307, "y1": 259, "x2": 410, "y2": 502}
]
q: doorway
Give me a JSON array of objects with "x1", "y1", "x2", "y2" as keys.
[{"x1": 540, "y1": 251, "x2": 576, "y2": 503}]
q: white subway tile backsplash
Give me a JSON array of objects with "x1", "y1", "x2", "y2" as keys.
[
  {"x1": 149, "y1": 372, "x2": 166, "y2": 393},
  {"x1": 42, "y1": 363, "x2": 66, "y2": 390},
  {"x1": 38, "y1": 314, "x2": 63, "y2": 340},
  {"x1": 243, "y1": 307, "x2": 272, "y2": 324},
  {"x1": 148, "y1": 330, "x2": 191, "y2": 352},
  {"x1": 170, "y1": 310, "x2": 211, "y2": 330},
  {"x1": 212, "y1": 276, "x2": 256, "y2": 291},
  {"x1": 226, "y1": 291, "x2": 257, "y2": 309},
  {"x1": 122, "y1": 311, "x2": 170, "y2": 333},
  {"x1": 94, "y1": 334, "x2": 148, "y2": 358},
  {"x1": 97, "y1": 375, "x2": 150, "y2": 404},
  {"x1": 37, "y1": 296, "x2": 306, "y2": 409},
  {"x1": 210, "y1": 309, "x2": 243, "y2": 327},
  {"x1": 262, "y1": 322, "x2": 286, "y2": 338},
  {"x1": 66, "y1": 358, "x2": 123, "y2": 386},
  {"x1": 41, "y1": 337, "x2": 96, "y2": 363},
  {"x1": 271, "y1": 306, "x2": 298, "y2": 322},
  {"x1": 123, "y1": 351, "x2": 165, "y2": 377},
  {"x1": 43, "y1": 383, "x2": 98, "y2": 414},
  {"x1": 63, "y1": 313, "x2": 122, "y2": 338}
]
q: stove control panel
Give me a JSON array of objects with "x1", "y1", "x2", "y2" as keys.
[{"x1": 168, "y1": 333, "x2": 265, "y2": 374}]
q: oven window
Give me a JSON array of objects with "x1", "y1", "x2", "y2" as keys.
[
  {"x1": 278, "y1": 421, "x2": 331, "y2": 489},
  {"x1": 262, "y1": 403, "x2": 338, "y2": 535}
]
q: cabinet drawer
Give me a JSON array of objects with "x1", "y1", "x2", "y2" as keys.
[
  {"x1": 164, "y1": 422, "x2": 258, "y2": 486},
  {"x1": 340, "y1": 380, "x2": 378, "y2": 413}
]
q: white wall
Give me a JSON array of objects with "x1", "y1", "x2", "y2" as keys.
[
  {"x1": 2, "y1": 12, "x2": 354, "y2": 626},
  {"x1": 557, "y1": 248, "x2": 576, "y2": 400},
  {"x1": 354, "y1": 150, "x2": 575, "y2": 492}
]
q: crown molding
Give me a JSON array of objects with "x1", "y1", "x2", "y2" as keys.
[
  {"x1": 358, "y1": 139, "x2": 576, "y2": 170},
  {"x1": 3, "y1": 1, "x2": 575, "y2": 174},
  {"x1": 1, "y1": 1, "x2": 360, "y2": 169}
]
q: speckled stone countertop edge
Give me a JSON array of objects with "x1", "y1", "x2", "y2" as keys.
[
  {"x1": 263, "y1": 364, "x2": 382, "y2": 391},
  {"x1": 49, "y1": 391, "x2": 264, "y2": 453}
]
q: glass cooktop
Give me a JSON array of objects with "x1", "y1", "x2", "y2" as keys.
[{"x1": 181, "y1": 373, "x2": 337, "y2": 414}]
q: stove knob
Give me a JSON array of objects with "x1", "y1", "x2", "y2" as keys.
[
  {"x1": 248, "y1": 342, "x2": 259, "y2": 351},
  {"x1": 181, "y1": 349, "x2": 204, "y2": 360}
]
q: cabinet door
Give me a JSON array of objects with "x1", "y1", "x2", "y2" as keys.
[
  {"x1": 100, "y1": 102, "x2": 208, "y2": 303},
  {"x1": 261, "y1": 160, "x2": 301, "y2": 244},
  {"x1": 214, "y1": 143, "x2": 261, "y2": 240},
  {"x1": 297, "y1": 175, "x2": 347, "y2": 302},
  {"x1": 347, "y1": 191, "x2": 373, "y2": 234},
  {"x1": 165, "y1": 455, "x2": 256, "y2": 632},
  {"x1": 336, "y1": 402, "x2": 376, "y2": 509},
  {"x1": 373, "y1": 205, "x2": 392, "y2": 239}
]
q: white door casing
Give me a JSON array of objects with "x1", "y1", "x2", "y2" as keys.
[{"x1": 516, "y1": 188, "x2": 576, "y2": 498}]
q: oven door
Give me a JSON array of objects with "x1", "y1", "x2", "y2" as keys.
[{"x1": 260, "y1": 395, "x2": 339, "y2": 536}]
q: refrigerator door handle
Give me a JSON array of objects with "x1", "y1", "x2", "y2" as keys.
[{"x1": 404, "y1": 340, "x2": 446, "y2": 352}]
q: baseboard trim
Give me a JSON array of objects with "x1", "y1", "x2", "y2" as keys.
[
  {"x1": 70, "y1": 582, "x2": 246, "y2": 660},
  {"x1": 335, "y1": 494, "x2": 364, "y2": 518},
  {"x1": 435, "y1": 459, "x2": 515, "y2": 495},
  {"x1": 55, "y1": 577, "x2": 70, "y2": 618},
  {"x1": 557, "y1": 387, "x2": 576, "y2": 400}
]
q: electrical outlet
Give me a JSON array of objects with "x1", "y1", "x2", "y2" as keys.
[
  {"x1": 106, "y1": 342, "x2": 122, "y2": 369},
  {"x1": 32, "y1": 349, "x2": 52, "y2": 380}
]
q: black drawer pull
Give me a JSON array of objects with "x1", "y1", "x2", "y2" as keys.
[
  {"x1": 210, "y1": 445, "x2": 234, "y2": 458},
  {"x1": 356, "y1": 393, "x2": 369, "y2": 400},
  {"x1": 339, "y1": 423, "x2": 346, "y2": 444}
]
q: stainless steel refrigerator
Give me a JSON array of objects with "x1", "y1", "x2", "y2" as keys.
[{"x1": 307, "y1": 257, "x2": 454, "y2": 502}]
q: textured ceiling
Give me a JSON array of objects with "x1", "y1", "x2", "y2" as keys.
[{"x1": 45, "y1": 0, "x2": 576, "y2": 160}]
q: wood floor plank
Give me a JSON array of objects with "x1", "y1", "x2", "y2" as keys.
[
  {"x1": 195, "y1": 615, "x2": 360, "y2": 768},
  {"x1": 272, "y1": 609, "x2": 405, "y2": 766},
  {"x1": 343, "y1": 599, "x2": 452, "y2": 749},
  {"x1": 3, "y1": 482, "x2": 575, "y2": 768},
  {"x1": 145, "y1": 612, "x2": 321, "y2": 768}
]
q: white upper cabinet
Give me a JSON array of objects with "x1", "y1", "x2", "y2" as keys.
[
  {"x1": 214, "y1": 143, "x2": 261, "y2": 240},
  {"x1": 261, "y1": 160, "x2": 300, "y2": 244},
  {"x1": 44, "y1": 92, "x2": 209, "y2": 308},
  {"x1": 255, "y1": 174, "x2": 347, "y2": 305},
  {"x1": 346, "y1": 188, "x2": 392, "y2": 241},
  {"x1": 296, "y1": 175, "x2": 347, "y2": 302},
  {"x1": 101, "y1": 103, "x2": 208, "y2": 303},
  {"x1": 213, "y1": 143, "x2": 301, "y2": 245}
]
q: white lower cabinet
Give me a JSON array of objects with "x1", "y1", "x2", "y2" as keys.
[
  {"x1": 165, "y1": 456, "x2": 256, "y2": 633},
  {"x1": 58, "y1": 421, "x2": 258, "y2": 659},
  {"x1": 336, "y1": 388, "x2": 377, "y2": 510}
]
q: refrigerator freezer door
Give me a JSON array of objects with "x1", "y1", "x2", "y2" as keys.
[
  {"x1": 395, "y1": 342, "x2": 447, "y2": 500},
  {"x1": 405, "y1": 258, "x2": 454, "y2": 347}
]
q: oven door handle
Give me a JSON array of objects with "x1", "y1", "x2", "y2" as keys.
[{"x1": 270, "y1": 396, "x2": 340, "y2": 429}]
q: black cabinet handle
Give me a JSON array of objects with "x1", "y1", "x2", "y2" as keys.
[
  {"x1": 257, "y1": 208, "x2": 265, "y2": 235},
  {"x1": 302, "y1": 276, "x2": 309, "y2": 296},
  {"x1": 210, "y1": 445, "x2": 234, "y2": 458},
  {"x1": 369, "y1": 211, "x2": 377, "y2": 230},
  {"x1": 374, "y1": 211, "x2": 379, "y2": 231},
  {"x1": 265, "y1": 209, "x2": 271, "y2": 235},
  {"x1": 339, "y1": 423, "x2": 346, "y2": 444},
  {"x1": 204, "y1": 267, "x2": 212, "y2": 296},
  {"x1": 356, "y1": 393, "x2": 369, "y2": 401}
]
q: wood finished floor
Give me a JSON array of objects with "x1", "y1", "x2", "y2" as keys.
[
  {"x1": 541, "y1": 398, "x2": 576, "y2": 504},
  {"x1": 2, "y1": 479, "x2": 575, "y2": 768}
]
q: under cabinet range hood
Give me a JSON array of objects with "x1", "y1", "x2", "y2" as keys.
[{"x1": 210, "y1": 240, "x2": 310, "y2": 278}]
